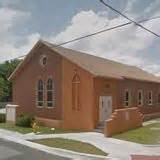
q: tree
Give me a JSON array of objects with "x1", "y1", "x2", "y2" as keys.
[{"x1": 0, "y1": 59, "x2": 21, "y2": 102}]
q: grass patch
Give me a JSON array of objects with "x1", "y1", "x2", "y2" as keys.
[
  {"x1": 113, "y1": 122, "x2": 160, "y2": 144},
  {"x1": 32, "y1": 138, "x2": 107, "y2": 156},
  {"x1": 0, "y1": 122, "x2": 84, "y2": 134}
]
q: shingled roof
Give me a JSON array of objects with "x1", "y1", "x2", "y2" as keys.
[{"x1": 9, "y1": 40, "x2": 160, "y2": 83}]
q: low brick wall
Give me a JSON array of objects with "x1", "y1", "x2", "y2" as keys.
[
  {"x1": 138, "y1": 106, "x2": 160, "y2": 121},
  {"x1": 104, "y1": 107, "x2": 143, "y2": 137},
  {"x1": 143, "y1": 113, "x2": 160, "y2": 121},
  {"x1": 35, "y1": 117, "x2": 62, "y2": 128},
  {"x1": 138, "y1": 106, "x2": 160, "y2": 114}
]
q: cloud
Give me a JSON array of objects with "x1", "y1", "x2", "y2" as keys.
[
  {"x1": 1, "y1": 0, "x2": 160, "y2": 76},
  {"x1": 0, "y1": 7, "x2": 40, "y2": 62},
  {"x1": 49, "y1": 10, "x2": 111, "y2": 43},
  {"x1": 0, "y1": 0, "x2": 20, "y2": 6},
  {"x1": 0, "y1": 7, "x2": 30, "y2": 38},
  {"x1": 48, "y1": 2, "x2": 160, "y2": 76},
  {"x1": 0, "y1": 33, "x2": 40, "y2": 62}
]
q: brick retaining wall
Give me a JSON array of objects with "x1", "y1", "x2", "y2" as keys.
[{"x1": 104, "y1": 107, "x2": 143, "y2": 136}]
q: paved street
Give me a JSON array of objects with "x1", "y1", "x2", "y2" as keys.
[{"x1": 0, "y1": 138, "x2": 70, "y2": 160}]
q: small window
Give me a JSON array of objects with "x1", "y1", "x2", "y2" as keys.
[
  {"x1": 124, "y1": 89, "x2": 130, "y2": 107},
  {"x1": 40, "y1": 55, "x2": 47, "y2": 67},
  {"x1": 158, "y1": 94, "x2": 160, "y2": 104},
  {"x1": 137, "y1": 90, "x2": 143, "y2": 106},
  {"x1": 46, "y1": 78, "x2": 55, "y2": 107},
  {"x1": 37, "y1": 80, "x2": 44, "y2": 107},
  {"x1": 148, "y1": 91, "x2": 153, "y2": 105},
  {"x1": 42, "y1": 57, "x2": 47, "y2": 66}
]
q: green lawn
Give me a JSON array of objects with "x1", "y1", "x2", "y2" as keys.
[
  {"x1": 32, "y1": 138, "x2": 107, "y2": 156},
  {"x1": 0, "y1": 123, "x2": 84, "y2": 134},
  {"x1": 113, "y1": 121, "x2": 160, "y2": 144}
]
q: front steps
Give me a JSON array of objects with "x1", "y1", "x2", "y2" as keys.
[{"x1": 94, "y1": 122, "x2": 105, "y2": 133}]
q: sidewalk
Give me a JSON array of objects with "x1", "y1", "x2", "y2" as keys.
[
  {"x1": 25, "y1": 132, "x2": 160, "y2": 160},
  {"x1": 0, "y1": 128, "x2": 160, "y2": 160},
  {"x1": 0, "y1": 131, "x2": 110, "y2": 160}
]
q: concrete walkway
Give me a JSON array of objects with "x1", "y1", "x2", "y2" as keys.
[
  {"x1": 143, "y1": 118, "x2": 160, "y2": 126},
  {"x1": 0, "y1": 131, "x2": 109, "y2": 160},
  {"x1": 25, "y1": 132, "x2": 160, "y2": 160},
  {"x1": 0, "y1": 129, "x2": 160, "y2": 160}
]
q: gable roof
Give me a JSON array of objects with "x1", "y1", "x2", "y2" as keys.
[{"x1": 9, "y1": 40, "x2": 160, "y2": 83}]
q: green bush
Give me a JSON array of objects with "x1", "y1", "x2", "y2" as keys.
[
  {"x1": 16, "y1": 114, "x2": 34, "y2": 127},
  {"x1": 0, "y1": 113, "x2": 5, "y2": 123}
]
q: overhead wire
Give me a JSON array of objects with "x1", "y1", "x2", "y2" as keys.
[
  {"x1": 99, "y1": 0, "x2": 160, "y2": 37},
  {"x1": 4, "y1": 16, "x2": 160, "y2": 62}
]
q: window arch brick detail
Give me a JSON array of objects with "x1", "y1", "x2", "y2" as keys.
[{"x1": 72, "y1": 73, "x2": 81, "y2": 111}]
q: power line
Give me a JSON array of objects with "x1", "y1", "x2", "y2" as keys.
[
  {"x1": 99, "y1": 0, "x2": 160, "y2": 38},
  {"x1": 5, "y1": 16, "x2": 160, "y2": 62}
]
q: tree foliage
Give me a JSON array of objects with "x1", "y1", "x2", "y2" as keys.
[{"x1": 0, "y1": 59, "x2": 21, "y2": 102}]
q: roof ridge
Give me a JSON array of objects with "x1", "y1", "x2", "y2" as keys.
[
  {"x1": 42, "y1": 40, "x2": 160, "y2": 82},
  {"x1": 9, "y1": 39, "x2": 160, "y2": 83},
  {"x1": 42, "y1": 40, "x2": 137, "y2": 68}
]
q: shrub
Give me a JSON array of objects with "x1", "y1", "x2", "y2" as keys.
[
  {"x1": 0, "y1": 113, "x2": 5, "y2": 123},
  {"x1": 16, "y1": 114, "x2": 34, "y2": 127}
]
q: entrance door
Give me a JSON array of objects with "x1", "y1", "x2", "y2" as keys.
[{"x1": 99, "y1": 96, "x2": 112, "y2": 122}]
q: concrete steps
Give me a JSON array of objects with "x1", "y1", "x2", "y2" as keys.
[{"x1": 94, "y1": 122, "x2": 105, "y2": 133}]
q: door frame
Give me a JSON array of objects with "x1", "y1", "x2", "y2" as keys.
[{"x1": 99, "y1": 95, "x2": 112, "y2": 122}]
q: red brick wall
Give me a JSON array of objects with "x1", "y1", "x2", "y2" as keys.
[
  {"x1": 93, "y1": 77, "x2": 119, "y2": 126},
  {"x1": 138, "y1": 106, "x2": 160, "y2": 114},
  {"x1": 117, "y1": 79, "x2": 160, "y2": 109},
  {"x1": 12, "y1": 45, "x2": 63, "y2": 120},
  {"x1": 93, "y1": 78, "x2": 160, "y2": 128},
  {"x1": 61, "y1": 58, "x2": 95, "y2": 130},
  {"x1": 104, "y1": 108, "x2": 143, "y2": 136},
  {"x1": 12, "y1": 43, "x2": 96, "y2": 130},
  {"x1": 12, "y1": 42, "x2": 160, "y2": 130}
]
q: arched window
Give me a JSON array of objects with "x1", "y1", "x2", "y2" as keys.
[
  {"x1": 124, "y1": 89, "x2": 131, "y2": 107},
  {"x1": 137, "y1": 90, "x2": 143, "y2": 106},
  {"x1": 47, "y1": 78, "x2": 55, "y2": 107},
  {"x1": 72, "y1": 74, "x2": 80, "y2": 110},
  {"x1": 40, "y1": 55, "x2": 47, "y2": 67},
  {"x1": 37, "y1": 80, "x2": 44, "y2": 107},
  {"x1": 148, "y1": 91, "x2": 153, "y2": 105}
]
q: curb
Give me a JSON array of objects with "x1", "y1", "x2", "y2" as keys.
[
  {"x1": 143, "y1": 144, "x2": 160, "y2": 147},
  {"x1": 0, "y1": 134, "x2": 115, "y2": 160}
]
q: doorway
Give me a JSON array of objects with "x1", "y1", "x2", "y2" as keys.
[{"x1": 99, "y1": 96, "x2": 112, "y2": 122}]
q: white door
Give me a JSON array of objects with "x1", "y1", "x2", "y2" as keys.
[{"x1": 99, "y1": 96, "x2": 112, "y2": 122}]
